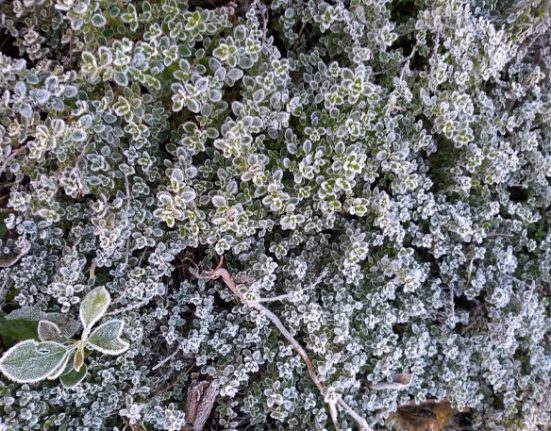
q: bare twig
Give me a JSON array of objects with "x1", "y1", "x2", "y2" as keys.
[
  {"x1": 191, "y1": 256, "x2": 372, "y2": 431},
  {"x1": 368, "y1": 373, "x2": 414, "y2": 391},
  {"x1": 88, "y1": 258, "x2": 97, "y2": 284},
  {"x1": 152, "y1": 350, "x2": 178, "y2": 371},
  {"x1": 257, "y1": 269, "x2": 328, "y2": 303},
  {"x1": 400, "y1": 47, "x2": 417, "y2": 81},
  {"x1": 373, "y1": 46, "x2": 417, "y2": 78},
  {"x1": 464, "y1": 253, "x2": 476, "y2": 289},
  {"x1": 448, "y1": 282, "x2": 456, "y2": 327},
  {"x1": 0, "y1": 277, "x2": 9, "y2": 303},
  {"x1": 106, "y1": 297, "x2": 153, "y2": 316}
]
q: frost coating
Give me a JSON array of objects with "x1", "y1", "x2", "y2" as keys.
[
  {"x1": 0, "y1": 340, "x2": 68, "y2": 383},
  {"x1": 46, "y1": 350, "x2": 72, "y2": 381},
  {"x1": 6, "y1": 307, "x2": 80, "y2": 339},
  {"x1": 0, "y1": 0, "x2": 549, "y2": 430},
  {"x1": 87, "y1": 319, "x2": 130, "y2": 355},
  {"x1": 79, "y1": 286, "x2": 111, "y2": 333},
  {"x1": 37, "y1": 320, "x2": 62, "y2": 342}
]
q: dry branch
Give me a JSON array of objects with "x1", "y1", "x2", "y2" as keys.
[{"x1": 191, "y1": 256, "x2": 372, "y2": 431}]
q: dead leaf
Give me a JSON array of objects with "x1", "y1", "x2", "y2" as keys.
[
  {"x1": 389, "y1": 400, "x2": 458, "y2": 431},
  {"x1": 182, "y1": 374, "x2": 218, "y2": 431}
]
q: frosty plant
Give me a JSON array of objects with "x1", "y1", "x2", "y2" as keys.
[{"x1": 0, "y1": 287, "x2": 129, "y2": 387}]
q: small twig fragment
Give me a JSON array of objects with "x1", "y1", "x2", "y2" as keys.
[{"x1": 368, "y1": 373, "x2": 414, "y2": 391}]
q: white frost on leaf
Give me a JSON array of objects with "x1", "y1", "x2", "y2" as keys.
[
  {"x1": 79, "y1": 286, "x2": 111, "y2": 333},
  {"x1": 6, "y1": 307, "x2": 79, "y2": 338},
  {"x1": 86, "y1": 319, "x2": 129, "y2": 355},
  {"x1": 38, "y1": 320, "x2": 62, "y2": 341},
  {"x1": 0, "y1": 340, "x2": 68, "y2": 383},
  {"x1": 46, "y1": 350, "x2": 72, "y2": 380}
]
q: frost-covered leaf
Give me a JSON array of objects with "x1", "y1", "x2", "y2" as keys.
[
  {"x1": 6, "y1": 306, "x2": 46, "y2": 321},
  {"x1": 86, "y1": 319, "x2": 129, "y2": 355},
  {"x1": 113, "y1": 70, "x2": 129, "y2": 87},
  {"x1": 32, "y1": 89, "x2": 51, "y2": 104},
  {"x1": 80, "y1": 286, "x2": 111, "y2": 331},
  {"x1": 60, "y1": 362, "x2": 87, "y2": 388},
  {"x1": 6, "y1": 307, "x2": 79, "y2": 339},
  {"x1": 212, "y1": 195, "x2": 226, "y2": 208},
  {"x1": 46, "y1": 350, "x2": 71, "y2": 380},
  {"x1": 18, "y1": 103, "x2": 33, "y2": 118},
  {"x1": 0, "y1": 340, "x2": 68, "y2": 383},
  {"x1": 38, "y1": 320, "x2": 61, "y2": 341}
]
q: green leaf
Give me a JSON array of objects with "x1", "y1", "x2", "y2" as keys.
[
  {"x1": 0, "y1": 312, "x2": 38, "y2": 345},
  {"x1": 38, "y1": 320, "x2": 61, "y2": 341},
  {"x1": 86, "y1": 319, "x2": 129, "y2": 355},
  {"x1": 6, "y1": 307, "x2": 79, "y2": 339},
  {"x1": 60, "y1": 363, "x2": 87, "y2": 388},
  {"x1": 46, "y1": 349, "x2": 71, "y2": 380},
  {"x1": 81, "y1": 51, "x2": 96, "y2": 66},
  {"x1": 0, "y1": 340, "x2": 68, "y2": 383},
  {"x1": 0, "y1": 215, "x2": 7, "y2": 238},
  {"x1": 79, "y1": 286, "x2": 111, "y2": 332}
]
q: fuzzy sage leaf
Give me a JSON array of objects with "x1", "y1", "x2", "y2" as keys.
[
  {"x1": 79, "y1": 286, "x2": 111, "y2": 333},
  {"x1": 86, "y1": 319, "x2": 129, "y2": 355},
  {"x1": 0, "y1": 340, "x2": 68, "y2": 383},
  {"x1": 38, "y1": 320, "x2": 62, "y2": 341},
  {"x1": 60, "y1": 362, "x2": 88, "y2": 388}
]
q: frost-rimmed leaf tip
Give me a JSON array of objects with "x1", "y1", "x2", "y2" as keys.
[{"x1": 79, "y1": 286, "x2": 111, "y2": 332}]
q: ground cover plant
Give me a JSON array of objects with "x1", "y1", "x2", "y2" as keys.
[{"x1": 0, "y1": 0, "x2": 550, "y2": 430}]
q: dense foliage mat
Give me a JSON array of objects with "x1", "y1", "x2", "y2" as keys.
[{"x1": 0, "y1": 0, "x2": 550, "y2": 430}]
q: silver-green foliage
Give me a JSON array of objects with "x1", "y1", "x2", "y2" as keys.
[
  {"x1": 0, "y1": 0, "x2": 550, "y2": 430},
  {"x1": 0, "y1": 286, "x2": 128, "y2": 385}
]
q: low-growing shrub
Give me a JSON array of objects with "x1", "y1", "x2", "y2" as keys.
[{"x1": 0, "y1": 0, "x2": 549, "y2": 430}]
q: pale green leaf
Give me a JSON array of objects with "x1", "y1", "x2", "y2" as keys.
[
  {"x1": 0, "y1": 340, "x2": 68, "y2": 383},
  {"x1": 60, "y1": 363, "x2": 87, "y2": 388},
  {"x1": 79, "y1": 286, "x2": 111, "y2": 332},
  {"x1": 7, "y1": 307, "x2": 80, "y2": 338},
  {"x1": 38, "y1": 320, "x2": 61, "y2": 341},
  {"x1": 46, "y1": 350, "x2": 71, "y2": 380},
  {"x1": 86, "y1": 319, "x2": 129, "y2": 355}
]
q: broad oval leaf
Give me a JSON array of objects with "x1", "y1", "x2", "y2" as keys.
[
  {"x1": 80, "y1": 286, "x2": 111, "y2": 332},
  {"x1": 60, "y1": 363, "x2": 87, "y2": 388},
  {"x1": 86, "y1": 319, "x2": 129, "y2": 355},
  {"x1": 0, "y1": 340, "x2": 68, "y2": 383},
  {"x1": 38, "y1": 320, "x2": 61, "y2": 341}
]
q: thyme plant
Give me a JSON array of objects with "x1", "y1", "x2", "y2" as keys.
[{"x1": 0, "y1": 0, "x2": 549, "y2": 430}]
